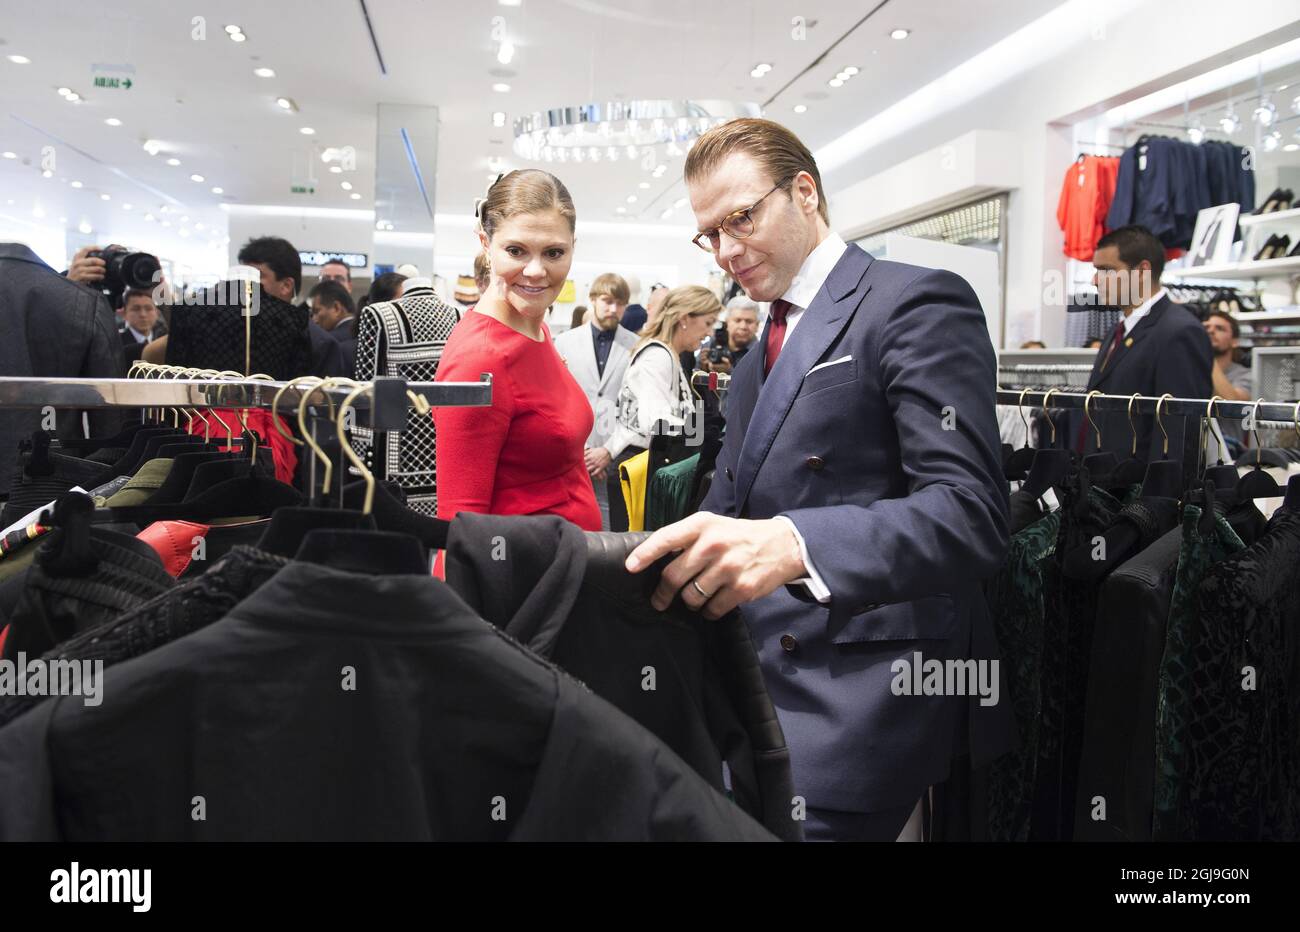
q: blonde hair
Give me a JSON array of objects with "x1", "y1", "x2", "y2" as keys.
[
  {"x1": 684, "y1": 117, "x2": 829, "y2": 224},
  {"x1": 477, "y1": 169, "x2": 577, "y2": 241},
  {"x1": 588, "y1": 272, "x2": 630, "y2": 305},
  {"x1": 638, "y1": 285, "x2": 721, "y2": 349}
]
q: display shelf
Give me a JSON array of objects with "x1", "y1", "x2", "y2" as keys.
[
  {"x1": 1238, "y1": 205, "x2": 1300, "y2": 228},
  {"x1": 1166, "y1": 255, "x2": 1300, "y2": 282}
]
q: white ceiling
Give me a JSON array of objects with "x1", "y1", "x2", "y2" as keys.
[{"x1": 0, "y1": 0, "x2": 1066, "y2": 263}]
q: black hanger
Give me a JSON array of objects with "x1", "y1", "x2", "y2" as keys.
[
  {"x1": 1020, "y1": 449, "x2": 1072, "y2": 501},
  {"x1": 59, "y1": 420, "x2": 151, "y2": 456},
  {"x1": 101, "y1": 427, "x2": 186, "y2": 480},
  {"x1": 1283, "y1": 474, "x2": 1300, "y2": 511},
  {"x1": 155, "y1": 439, "x2": 219, "y2": 460},
  {"x1": 92, "y1": 469, "x2": 301, "y2": 525},
  {"x1": 1139, "y1": 459, "x2": 1182, "y2": 498},
  {"x1": 144, "y1": 451, "x2": 228, "y2": 505},
  {"x1": 293, "y1": 528, "x2": 429, "y2": 575},
  {"x1": 20, "y1": 432, "x2": 54, "y2": 477},
  {"x1": 36, "y1": 492, "x2": 99, "y2": 577},
  {"x1": 339, "y1": 479, "x2": 450, "y2": 550},
  {"x1": 1081, "y1": 451, "x2": 1118, "y2": 485},
  {"x1": 257, "y1": 506, "x2": 376, "y2": 557}
]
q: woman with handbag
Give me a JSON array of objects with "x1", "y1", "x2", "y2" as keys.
[{"x1": 599, "y1": 285, "x2": 720, "y2": 531}]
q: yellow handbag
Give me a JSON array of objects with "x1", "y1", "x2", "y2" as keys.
[{"x1": 618, "y1": 449, "x2": 650, "y2": 532}]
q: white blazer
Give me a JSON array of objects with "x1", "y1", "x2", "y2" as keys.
[{"x1": 553, "y1": 322, "x2": 638, "y2": 449}]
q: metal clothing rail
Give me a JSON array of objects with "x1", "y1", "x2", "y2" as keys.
[
  {"x1": 0, "y1": 375, "x2": 493, "y2": 412},
  {"x1": 995, "y1": 388, "x2": 1299, "y2": 424}
]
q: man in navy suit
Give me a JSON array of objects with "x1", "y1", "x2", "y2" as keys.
[{"x1": 627, "y1": 119, "x2": 1012, "y2": 841}]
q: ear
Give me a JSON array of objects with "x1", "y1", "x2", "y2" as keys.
[
  {"x1": 792, "y1": 171, "x2": 819, "y2": 215},
  {"x1": 477, "y1": 229, "x2": 491, "y2": 254}
]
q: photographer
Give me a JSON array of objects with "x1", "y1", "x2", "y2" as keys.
[{"x1": 699, "y1": 295, "x2": 760, "y2": 374}]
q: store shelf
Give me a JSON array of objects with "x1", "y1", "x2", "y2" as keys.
[
  {"x1": 1238, "y1": 205, "x2": 1300, "y2": 228},
  {"x1": 1233, "y1": 310, "x2": 1300, "y2": 324},
  {"x1": 1167, "y1": 256, "x2": 1300, "y2": 281}
]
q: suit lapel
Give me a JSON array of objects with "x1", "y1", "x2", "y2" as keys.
[
  {"x1": 598, "y1": 336, "x2": 626, "y2": 393},
  {"x1": 734, "y1": 245, "x2": 872, "y2": 513},
  {"x1": 1089, "y1": 297, "x2": 1167, "y2": 390}
]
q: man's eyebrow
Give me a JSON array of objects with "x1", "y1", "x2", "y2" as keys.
[{"x1": 697, "y1": 200, "x2": 749, "y2": 233}]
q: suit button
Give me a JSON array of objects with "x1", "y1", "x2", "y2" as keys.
[
  {"x1": 725, "y1": 467, "x2": 734, "y2": 481},
  {"x1": 780, "y1": 634, "x2": 798, "y2": 653},
  {"x1": 805, "y1": 456, "x2": 825, "y2": 471}
]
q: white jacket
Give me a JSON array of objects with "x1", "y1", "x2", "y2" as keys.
[
  {"x1": 604, "y1": 340, "x2": 692, "y2": 460},
  {"x1": 553, "y1": 322, "x2": 638, "y2": 449}
]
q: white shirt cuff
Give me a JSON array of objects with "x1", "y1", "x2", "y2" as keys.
[{"x1": 773, "y1": 515, "x2": 831, "y2": 604}]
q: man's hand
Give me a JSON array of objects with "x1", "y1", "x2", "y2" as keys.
[
  {"x1": 67, "y1": 245, "x2": 106, "y2": 285},
  {"x1": 625, "y1": 513, "x2": 806, "y2": 620},
  {"x1": 584, "y1": 446, "x2": 612, "y2": 476}
]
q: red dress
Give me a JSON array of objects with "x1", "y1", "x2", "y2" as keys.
[{"x1": 433, "y1": 310, "x2": 601, "y2": 531}]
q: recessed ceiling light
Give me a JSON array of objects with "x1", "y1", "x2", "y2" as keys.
[
  {"x1": 57, "y1": 87, "x2": 72, "y2": 97},
  {"x1": 65, "y1": 92, "x2": 80, "y2": 102},
  {"x1": 254, "y1": 67, "x2": 275, "y2": 78},
  {"x1": 329, "y1": 165, "x2": 342, "y2": 173},
  {"x1": 1285, "y1": 143, "x2": 1300, "y2": 152},
  {"x1": 828, "y1": 78, "x2": 843, "y2": 88},
  {"x1": 299, "y1": 127, "x2": 315, "y2": 136},
  {"x1": 890, "y1": 28, "x2": 910, "y2": 40},
  {"x1": 224, "y1": 24, "x2": 242, "y2": 35},
  {"x1": 492, "y1": 83, "x2": 510, "y2": 93},
  {"x1": 750, "y1": 69, "x2": 764, "y2": 78},
  {"x1": 836, "y1": 71, "x2": 849, "y2": 80},
  {"x1": 143, "y1": 139, "x2": 162, "y2": 155},
  {"x1": 104, "y1": 117, "x2": 122, "y2": 126},
  {"x1": 639, "y1": 182, "x2": 650, "y2": 189},
  {"x1": 843, "y1": 66, "x2": 860, "y2": 75},
  {"x1": 1, "y1": 151, "x2": 15, "y2": 159},
  {"x1": 166, "y1": 158, "x2": 180, "y2": 166},
  {"x1": 190, "y1": 174, "x2": 205, "y2": 182},
  {"x1": 626, "y1": 195, "x2": 637, "y2": 203},
  {"x1": 78, "y1": 221, "x2": 92, "y2": 234},
  {"x1": 159, "y1": 206, "x2": 169, "y2": 214},
  {"x1": 276, "y1": 97, "x2": 297, "y2": 111},
  {"x1": 100, "y1": 193, "x2": 110, "y2": 201},
  {"x1": 70, "y1": 181, "x2": 82, "y2": 188},
  {"x1": 497, "y1": 41, "x2": 515, "y2": 65},
  {"x1": 350, "y1": 192, "x2": 361, "y2": 200},
  {"x1": 41, "y1": 170, "x2": 52, "y2": 178},
  {"x1": 6, "y1": 55, "x2": 31, "y2": 65},
  {"x1": 793, "y1": 104, "x2": 808, "y2": 113},
  {"x1": 229, "y1": 32, "x2": 246, "y2": 43},
  {"x1": 143, "y1": 213, "x2": 154, "y2": 222},
  {"x1": 211, "y1": 186, "x2": 223, "y2": 194},
  {"x1": 492, "y1": 111, "x2": 506, "y2": 127},
  {"x1": 341, "y1": 181, "x2": 353, "y2": 190}
]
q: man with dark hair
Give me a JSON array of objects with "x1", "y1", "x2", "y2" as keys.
[
  {"x1": 368, "y1": 271, "x2": 408, "y2": 305},
  {"x1": 1074, "y1": 224, "x2": 1212, "y2": 459},
  {"x1": 308, "y1": 280, "x2": 357, "y2": 339},
  {"x1": 1204, "y1": 310, "x2": 1251, "y2": 447},
  {"x1": 235, "y1": 236, "x2": 346, "y2": 377},
  {"x1": 119, "y1": 287, "x2": 167, "y2": 363},
  {"x1": 319, "y1": 259, "x2": 352, "y2": 294}
]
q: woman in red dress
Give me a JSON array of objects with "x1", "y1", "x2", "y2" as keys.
[{"x1": 434, "y1": 170, "x2": 601, "y2": 531}]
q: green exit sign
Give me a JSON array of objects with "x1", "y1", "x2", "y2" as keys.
[
  {"x1": 93, "y1": 76, "x2": 133, "y2": 90},
  {"x1": 290, "y1": 185, "x2": 316, "y2": 194}
]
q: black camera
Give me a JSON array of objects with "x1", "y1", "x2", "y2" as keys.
[
  {"x1": 709, "y1": 344, "x2": 729, "y2": 364},
  {"x1": 89, "y1": 247, "x2": 161, "y2": 308}
]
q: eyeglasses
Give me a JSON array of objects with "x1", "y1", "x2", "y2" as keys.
[{"x1": 691, "y1": 181, "x2": 788, "y2": 253}]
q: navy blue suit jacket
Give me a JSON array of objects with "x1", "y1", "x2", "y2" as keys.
[{"x1": 700, "y1": 244, "x2": 1013, "y2": 812}]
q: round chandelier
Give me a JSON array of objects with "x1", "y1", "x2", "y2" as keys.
[{"x1": 512, "y1": 99, "x2": 761, "y2": 164}]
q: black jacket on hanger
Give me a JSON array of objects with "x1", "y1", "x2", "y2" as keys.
[
  {"x1": 0, "y1": 560, "x2": 774, "y2": 841},
  {"x1": 443, "y1": 512, "x2": 799, "y2": 841},
  {"x1": 0, "y1": 244, "x2": 125, "y2": 498}
]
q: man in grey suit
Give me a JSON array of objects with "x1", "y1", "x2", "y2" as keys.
[
  {"x1": 554, "y1": 273, "x2": 638, "y2": 529},
  {"x1": 627, "y1": 119, "x2": 1012, "y2": 841}
]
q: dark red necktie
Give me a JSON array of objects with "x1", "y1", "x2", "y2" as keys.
[
  {"x1": 1077, "y1": 322, "x2": 1127, "y2": 451},
  {"x1": 764, "y1": 299, "x2": 792, "y2": 377}
]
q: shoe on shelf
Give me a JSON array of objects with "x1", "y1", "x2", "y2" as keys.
[
  {"x1": 1289, "y1": 236, "x2": 1300, "y2": 258},
  {"x1": 1253, "y1": 234, "x2": 1282, "y2": 261},
  {"x1": 1255, "y1": 188, "x2": 1286, "y2": 214},
  {"x1": 1269, "y1": 234, "x2": 1291, "y2": 259},
  {"x1": 1282, "y1": 189, "x2": 1296, "y2": 211}
]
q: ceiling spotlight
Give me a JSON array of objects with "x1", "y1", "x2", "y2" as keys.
[
  {"x1": 492, "y1": 111, "x2": 507, "y2": 128},
  {"x1": 300, "y1": 127, "x2": 315, "y2": 135},
  {"x1": 341, "y1": 181, "x2": 353, "y2": 190},
  {"x1": 253, "y1": 67, "x2": 275, "y2": 78},
  {"x1": 329, "y1": 165, "x2": 342, "y2": 173},
  {"x1": 100, "y1": 193, "x2": 110, "y2": 201},
  {"x1": 890, "y1": 28, "x2": 910, "y2": 40},
  {"x1": 639, "y1": 181, "x2": 650, "y2": 189},
  {"x1": 166, "y1": 158, "x2": 180, "y2": 166},
  {"x1": 1263, "y1": 131, "x2": 1282, "y2": 152},
  {"x1": 78, "y1": 221, "x2": 92, "y2": 234},
  {"x1": 41, "y1": 170, "x2": 52, "y2": 178},
  {"x1": 750, "y1": 69, "x2": 764, "y2": 78},
  {"x1": 1219, "y1": 106, "x2": 1240, "y2": 134},
  {"x1": 492, "y1": 83, "x2": 510, "y2": 93},
  {"x1": 70, "y1": 181, "x2": 82, "y2": 188},
  {"x1": 626, "y1": 195, "x2": 637, "y2": 204},
  {"x1": 229, "y1": 31, "x2": 246, "y2": 43},
  {"x1": 350, "y1": 192, "x2": 361, "y2": 200},
  {"x1": 1293, "y1": 95, "x2": 1300, "y2": 115},
  {"x1": 1, "y1": 151, "x2": 15, "y2": 159},
  {"x1": 65, "y1": 92, "x2": 80, "y2": 102},
  {"x1": 57, "y1": 87, "x2": 71, "y2": 97},
  {"x1": 1254, "y1": 98, "x2": 1277, "y2": 127},
  {"x1": 276, "y1": 97, "x2": 298, "y2": 112},
  {"x1": 6, "y1": 55, "x2": 31, "y2": 65},
  {"x1": 104, "y1": 117, "x2": 122, "y2": 126},
  {"x1": 1187, "y1": 120, "x2": 1205, "y2": 144},
  {"x1": 497, "y1": 41, "x2": 515, "y2": 65},
  {"x1": 143, "y1": 213, "x2": 154, "y2": 222},
  {"x1": 143, "y1": 139, "x2": 162, "y2": 155},
  {"x1": 843, "y1": 66, "x2": 860, "y2": 76},
  {"x1": 211, "y1": 186, "x2": 223, "y2": 194},
  {"x1": 1285, "y1": 144, "x2": 1300, "y2": 152},
  {"x1": 793, "y1": 104, "x2": 808, "y2": 113},
  {"x1": 224, "y1": 24, "x2": 242, "y2": 35},
  {"x1": 836, "y1": 72, "x2": 849, "y2": 81},
  {"x1": 828, "y1": 78, "x2": 843, "y2": 88}
]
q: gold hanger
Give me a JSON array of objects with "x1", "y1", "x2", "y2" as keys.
[
  {"x1": 1155, "y1": 393, "x2": 1173, "y2": 456},
  {"x1": 1040, "y1": 389, "x2": 1058, "y2": 445},
  {"x1": 1083, "y1": 390, "x2": 1102, "y2": 451},
  {"x1": 1249, "y1": 398, "x2": 1267, "y2": 466},
  {"x1": 1017, "y1": 387, "x2": 1031, "y2": 441},
  {"x1": 336, "y1": 383, "x2": 377, "y2": 514},
  {"x1": 1127, "y1": 393, "x2": 1141, "y2": 456},
  {"x1": 180, "y1": 368, "x2": 214, "y2": 441},
  {"x1": 271, "y1": 376, "x2": 323, "y2": 448},
  {"x1": 1204, "y1": 396, "x2": 1225, "y2": 466},
  {"x1": 300, "y1": 377, "x2": 357, "y2": 497}
]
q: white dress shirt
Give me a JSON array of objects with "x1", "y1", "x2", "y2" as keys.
[
  {"x1": 1121, "y1": 287, "x2": 1166, "y2": 336},
  {"x1": 763, "y1": 232, "x2": 849, "y2": 604}
]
